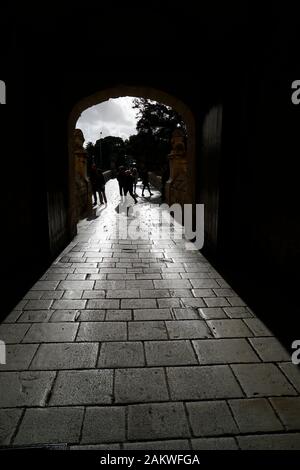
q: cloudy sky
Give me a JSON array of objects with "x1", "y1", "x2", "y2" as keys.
[{"x1": 76, "y1": 97, "x2": 139, "y2": 145}]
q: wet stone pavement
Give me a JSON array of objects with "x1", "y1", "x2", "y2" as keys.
[{"x1": 1, "y1": 179, "x2": 300, "y2": 450}]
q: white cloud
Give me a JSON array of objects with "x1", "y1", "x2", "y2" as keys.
[{"x1": 76, "y1": 96, "x2": 139, "y2": 144}]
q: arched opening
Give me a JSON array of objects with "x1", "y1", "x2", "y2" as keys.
[{"x1": 68, "y1": 86, "x2": 196, "y2": 238}]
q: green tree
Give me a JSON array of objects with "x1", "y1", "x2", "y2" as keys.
[
  {"x1": 94, "y1": 136, "x2": 125, "y2": 171},
  {"x1": 131, "y1": 98, "x2": 186, "y2": 171}
]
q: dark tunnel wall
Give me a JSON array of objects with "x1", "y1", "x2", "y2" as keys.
[
  {"x1": 214, "y1": 32, "x2": 300, "y2": 347},
  {"x1": 0, "y1": 5, "x2": 299, "y2": 349},
  {"x1": 0, "y1": 43, "x2": 51, "y2": 316},
  {"x1": 200, "y1": 105, "x2": 223, "y2": 257}
]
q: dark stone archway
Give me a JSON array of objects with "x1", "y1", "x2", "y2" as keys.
[{"x1": 68, "y1": 86, "x2": 196, "y2": 238}]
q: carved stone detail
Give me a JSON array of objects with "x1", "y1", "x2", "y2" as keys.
[
  {"x1": 73, "y1": 128, "x2": 92, "y2": 221},
  {"x1": 166, "y1": 128, "x2": 188, "y2": 207}
]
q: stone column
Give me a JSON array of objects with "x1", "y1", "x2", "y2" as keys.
[
  {"x1": 74, "y1": 129, "x2": 92, "y2": 222},
  {"x1": 165, "y1": 128, "x2": 188, "y2": 207}
]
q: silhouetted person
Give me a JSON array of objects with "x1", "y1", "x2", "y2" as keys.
[
  {"x1": 141, "y1": 169, "x2": 153, "y2": 197},
  {"x1": 117, "y1": 166, "x2": 126, "y2": 197},
  {"x1": 90, "y1": 163, "x2": 107, "y2": 205},
  {"x1": 90, "y1": 163, "x2": 99, "y2": 205},
  {"x1": 97, "y1": 168, "x2": 107, "y2": 204},
  {"x1": 124, "y1": 169, "x2": 138, "y2": 203},
  {"x1": 131, "y1": 166, "x2": 138, "y2": 194}
]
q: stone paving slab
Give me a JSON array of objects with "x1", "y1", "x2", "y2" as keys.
[
  {"x1": 49, "y1": 370, "x2": 113, "y2": 405},
  {"x1": 105, "y1": 310, "x2": 132, "y2": 321},
  {"x1": 58, "y1": 280, "x2": 95, "y2": 290},
  {"x1": 0, "y1": 409, "x2": 23, "y2": 445},
  {"x1": 231, "y1": 364, "x2": 297, "y2": 397},
  {"x1": 224, "y1": 306, "x2": 253, "y2": 318},
  {"x1": 30, "y1": 343, "x2": 98, "y2": 370},
  {"x1": 173, "y1": 308, "x2": 201, "y2": 320},
  {"x1": 191, "y1": 437, "x2": 238, "y2": 450},
  {"x1": 49, "y1": 310, "x2": 79, "y2": 322},
  {"x1": 124, "y1": 439, "x2": 191, "y2": 450},
  {"x1": 278, "y1": 362, "x2": 300, "y2": 393},
  {"x1": 0, "y1": 371, "x2": 56, "y2": 407},
  {"x1": 166, "y1": 320, "x2": 212, "y2": 339},
  {"x1": 31, "y1": 281, "x2": 59, "y2": 291},
  {"x1": 192, "y1": 288, "x2": 216, "y2": 297},
  {"x1": 207, "y1": 319, "x2": 253, "y2": 338},
  {"x1": 81, "y1": 407, "x2": 126, "y2": 444},
  {"x1": 248, "y1": 337, "x2": 291, "y2": 362},
  {"x1": 86, "y1": 299, "x2": 120, "y2": 309},
  {"x1": 81, "y1": 290, "x2": 105, "y2": 299},
  {"x1": 204, "y1": 298, "x2": 231, "y2": 308},
  {"x1": 180, "y1": 272, "x2": 215, "y2": 279},
  {"x1": 1, "y1": 344, "x2": 38, "y2": 371},
  {"x1": 243, "y1": 318, "x2": 273, "y2": 336},
  {"x1": 0, "y1": 324, "x2": 30, "y2": 343},
  {"x1": 180, "y1": 297, "x2": 206, "y2": 308},
  {"x1": 192, "y1": 338, "x2": 260, "y2": 364},
  {"x1": 71, "y1": 444, "x2": 121, "y2": 450},
  {"x1": 1, "y1": 180, "x2": 299, "y2": 449},
  {"x1": 167, "y1": 365, "x2": 243, "y2": 400},
  {"x1": 157, "y1": 298, "x2": 181, "y2": 308},
  {"x1": 153, "y1": 279, "x2": 192, "y2": 289},
  {"x1": 40, "y1": 291, "x2": 63, "y2": 299},
  {"x1": 2, "y1": 310, "x2": 23, "y2": 323},
  {"x1": 76, "y1": 322, "x2": 127, "y2": 341},
  {"x1": 161, "y1": 273, "x2": 181, "y2": 279},
  {"x1": 145, "y1": 340, "x2": 197, "y2": 366},
  {"x1": 133, "y1": 309, "x2": 172, "y2": 321},
  {"x1": 94, "y1": 280, "x2": 125, "y2": 289},
  {"x1": 115, "y1": 368, "x2": 169, "y2": 403},
  {"x1": 198, "y1": 307, "x2": 227, "y2": 319},
  {"x1": 14, "y1": 407, "x2": 84, "y2": 445},
  {"x1": 78, "y1": 310, "x2": 106, "y2": 321},
  {"x1": 190, "y1": 279, "x2": 220, "y2": 288},
  {"x1": 228, "y1": 398, "x2": 283, "y2": 433},
  {"x1": 98, "y1": 342, "x2": 145, "y2": 368},
  {"x1": 121, "y1": 299, "x2": 157, "y2": 309},
  {"x1": 139, "y1": 290, "x2": 171, "y2": 298},
  {"x1": 128, "y1": 402, "x2": 190, "y2": 441},
  {"x1": 43, "y1": 273, "x2": 67, "y2": 280},
  {"x1": 106, "y1": 289, "x2": 140, "y2": 298},
  {"x1": 52, "y1": 299, "x2": 87, "y2": 310},
  {"x1": 128, "y1": 321, "x2": 168, "y2": 340},
  {"x1": 22, "y1": 323, "x2": 79, "y2": 343},
  {"x1": 237, "y1": 433, "x2": 300, "y2": 450},
  {"x1": 17, "y1": 310, "x2": 53, "y2": 323},
  {"x1": 186, "y1": 400, "x2": 238, "y2": 436},
  {"x1": 270, "y1": 397, "x2": 300, "y2": 430}
]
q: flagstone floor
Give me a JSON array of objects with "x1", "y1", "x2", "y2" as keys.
[{"x1": 0, "y1": 179, "x2": 300, "y2": 450}]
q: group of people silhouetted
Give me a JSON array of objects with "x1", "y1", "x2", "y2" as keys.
[
  {"x1": 90, "y1": 163, "x2": 107, "y2": 206},
  {"x1": 89, "y1": 163, "x2": 153, "y2": 206},
  {"x1": 116, "y1": 166, "x2": 137, "y2": 203},
  {"x1": 116, "y1": 166, "x2": 153, "y2": 204}
]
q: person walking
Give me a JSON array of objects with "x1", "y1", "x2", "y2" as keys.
[
  {"x1": 131, "y1": 166, "x2": 138, "y2": 194},
  {"x1": 90, "y1": 163, "x2": 107, "y2": 205},
  {"x1": 97, "y1": 168, "x2": 107, "y2": 204},
  {"x1": 124, "y1": 169, "x2": 138, "y2": 203},
  {"x1": 117, "y1": 166, "x2": 126, "y2": 197},
  {"x1": 90, "y1": 163, "x2": 99, "y2": 205},
  {"x1": 141, "y1": 168, "x2": 153, "y2": 197}
]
